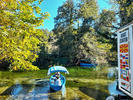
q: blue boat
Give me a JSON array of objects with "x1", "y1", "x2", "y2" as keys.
[
  {"x1": 79, "y1": 59, "x2": 97, "y2": 68},
  {"x1": 47, "y1": 66, "x2": 69, "y2": 91},
  {"x1": 80, "y1": 63, "x2": 96, "y2": 68}
]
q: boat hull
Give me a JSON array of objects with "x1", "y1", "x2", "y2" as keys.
[{"x1": 49, "y1": 74, "x2": 65, "y2": 91}]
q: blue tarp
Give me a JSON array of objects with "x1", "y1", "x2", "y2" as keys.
[{"x1": 47, "y1": 66, "x2": 69, "y2": 75}]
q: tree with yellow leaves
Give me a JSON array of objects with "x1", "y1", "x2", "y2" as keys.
[{"x1": 0, "y1": 0, "x2": 49, "y2": 71}]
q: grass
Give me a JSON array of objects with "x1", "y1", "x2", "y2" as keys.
[
  {"x1": 0, "y1": 69, "x2": 48, "y2": 79},
  {"x1": 0, "y1": 66, "x2": 111, "y2": 82},
  {"x1": 65, "y1": 66, "x2": 109, "y2": 79}
]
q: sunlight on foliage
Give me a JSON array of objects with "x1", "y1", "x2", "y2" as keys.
[{"x1": 0, "y1": 0, "x2": 49, "y2": 71}]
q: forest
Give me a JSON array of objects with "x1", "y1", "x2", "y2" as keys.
[{"x1": 0, "y1": 0, "x2": 133, "y2": 71}]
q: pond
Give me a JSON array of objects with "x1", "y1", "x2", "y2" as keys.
[{"x1": 0, "y1": 67, "x2": 132, "y2": 100}]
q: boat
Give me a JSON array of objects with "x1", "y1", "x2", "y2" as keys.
[
  {"x1": 47, "y1": 66, "x2": 69, "y2": 91},
  {"x1": 80, "y1": 59, "x2": 97, "y2": 68},
  {"x1": 80, "y1": 63, "x2": 96, "y2": 67}
]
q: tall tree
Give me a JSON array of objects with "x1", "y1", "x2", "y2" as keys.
[
  {"x1": 54, "y1": 0, "x2": 102, "y2": 65},
  {"x1": 95, "y1": 9, "x2": 116, "y2": 39},
  {"x1": 0, "y1": 0, "x2": 49, "y2": 71},
  {"x1": 53, "y1": 0, "x2": 117, "y2": 66},
  {"x1": 112, "y1": 0, "x2": 133, "y2": 26},
  {"x1": 95, "y1": 9, "x2": 117, "y2": 65},
  {"x1": 79, "y1": 0, "x2": 98, "y2": 32},
  {"x1": 53, "y1": 0, "x2": 78, "y2": 65},
  {"x1": 77, "y1": 32, "x2": 112, "y2": 65},
  {"x1": 54, "y1": 0, "x2": 77, "y2": 33}
]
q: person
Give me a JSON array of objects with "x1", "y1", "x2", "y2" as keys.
[
  {"x1": 55, "y1": 75, "x2": 61, "y2": 86},
  {"x1": 51, "y1": 72, "x2": 61, "y2": 86},
  {"x1": 48, "y1": 65, "x2": 52, "y2": 67},
  {"x1": 51, "y1": 75, "x2": 56, "y2": 85},
  {"x1": 55, "y1": 72, "x2": 60, "y2": 77}
]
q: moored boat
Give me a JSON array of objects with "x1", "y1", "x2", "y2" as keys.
[
  {"x1": 79, "y1": 59, "x2": 97, "y2": 68},
  {"x1": 80, "y1": 63, "x2": 96, "y2": 68}
]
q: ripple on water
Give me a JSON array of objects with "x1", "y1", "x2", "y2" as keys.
[{"x1": 1, "y1": 79, "x2": 50, "y2": 100}]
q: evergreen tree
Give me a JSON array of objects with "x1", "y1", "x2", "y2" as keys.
[{"x1": 54, "y1": 0, "x2": 77, "y2": 33}]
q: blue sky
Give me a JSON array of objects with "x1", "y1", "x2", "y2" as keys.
[{"x1": 37, "y1": 0, "x2": 112, "y2": 31}]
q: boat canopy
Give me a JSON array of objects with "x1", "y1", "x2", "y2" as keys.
[{"x1": 47, "y1": 66, "x2": 69, "y2": 75}]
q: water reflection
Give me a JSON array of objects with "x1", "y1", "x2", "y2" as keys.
[
  {"x1": 0, "y1": 67, "x2": 131, "y2": 100},
  {"x1": 108, "y1": 80, "x2": 126, "y2": 96},
  {"x1": 61, "y1": 84, "x2": 66, "y2": 97},
  {"x1": 107, "y1": 67, "x2": 118, "y2": 79},
  {"x1": 1, "y1": 79, "x2": 66, "y2": 100},
  {"x1": 79, "y1": 87, "x2": 109, "y2": 100},
  {"x1": 107, "y1": 68, "x2": 133, "y2": 100},
  {"x1": 1, "y1": 79, "x2": 47, "y2": 99}
]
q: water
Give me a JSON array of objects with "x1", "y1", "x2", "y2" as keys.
[
  {"x1": 0, "y1": 67, "x2": 132, "y2": 100},
  {"x1": 1, "y1": 79, "x2": 50, "y2": 100},
  {"x1": 108, "y1": 80, "x2": 126, "y2": 96},
  {"x1": 0, "y1": 78, "x2": 68, "y2": 100},
  {"x1": 107, "y1": 67, "x2": 118, "y2": 79}
]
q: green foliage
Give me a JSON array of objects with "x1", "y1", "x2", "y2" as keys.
[
  {"x1": 54, "y1": 0, "x2": 77, "y2": 33},
  {"x1": 0, "y1": 0, "x2": 49, "y2": 71},
  {"x1": 35, "y1": 29, "x2": 57, "y2": 68},
  {"x1": 78, "y1": 32, "x2": 112, "y2": 65},
  {"x1": 94, "y1": 9, "x2": 117, "y2": 65},
  {"x1": 109, "y1": 0, "x2": 133, "y2": 65},
  {"x1": 79, "y1": 0, "x2": 98, "y2": 19},
  {"x1": 95, "y1": 9, "x2": 116, "y2": 38},
  {"x1": 112, "y1": 0, "x2": 133, "y2": 26},
  {"x1": 53, "y1": 0, "x2": 98, "y2": 65},
  {"x1": 51, "y1": 0, "x2": 117, "y2": 66}
]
